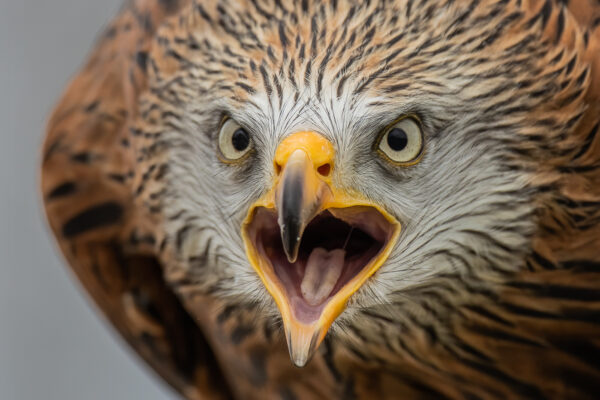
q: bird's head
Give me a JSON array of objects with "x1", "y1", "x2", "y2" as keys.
[{"x1": 133, "y1": 0, "x2": 585, "y2": 366}]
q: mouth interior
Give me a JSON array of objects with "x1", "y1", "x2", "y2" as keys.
[{"x1": 247, "y1": 206, "x2": 394, "y2": 324}]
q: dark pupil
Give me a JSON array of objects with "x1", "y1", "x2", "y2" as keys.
[
  {"x1": 231, "y1": 129, "x2": 250, "y2": 151},
  {"x1": 387, "y1": 128, "x2": 408, "y2": 151}
]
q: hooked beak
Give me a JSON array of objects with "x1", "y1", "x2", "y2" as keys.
[
  {"x1": 276, "y1": 148, "x2": 332, "y2": 263},
  {"x1": 242, "y1": 132, "x2": 401, "y2": 366}
]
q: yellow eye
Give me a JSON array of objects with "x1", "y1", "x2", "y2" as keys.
[
  {"x1": 218, "y1": 118, "x2": 252, "y2": 161},
  {"x1": 376, "y1": 117, "x2": 424, "y2": 165}
]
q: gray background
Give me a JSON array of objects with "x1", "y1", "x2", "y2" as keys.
[{"x1": 1, "y1": 1, "x2": 175, "y2": 399}]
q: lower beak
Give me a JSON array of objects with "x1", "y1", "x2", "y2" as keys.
[{"x1": 242, "y1": 132, "x2": 401, "y2": 366}]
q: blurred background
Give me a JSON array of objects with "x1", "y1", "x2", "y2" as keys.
[{"x1": 0, "y1": 1, "x2": 175, "y2": 399}]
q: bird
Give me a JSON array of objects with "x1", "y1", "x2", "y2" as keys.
[{"x1": 40, "y1": 0, "x2": 600, "y2": 398}]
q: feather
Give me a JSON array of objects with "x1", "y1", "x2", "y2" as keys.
[{"x1": 42, "y1": 0, "x2": 600, "y2": 398}]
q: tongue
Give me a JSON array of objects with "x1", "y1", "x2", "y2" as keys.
[{"x1": 300, "y1": 248, "x2": 345, "y2": 306}]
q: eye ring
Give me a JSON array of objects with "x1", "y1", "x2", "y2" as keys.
[
  {"x1": 218, "y1": 118, "x2": 253, "y2": 163},
  {"x1": 375, "y1": 116, "x2": 424, "y2": 166}
]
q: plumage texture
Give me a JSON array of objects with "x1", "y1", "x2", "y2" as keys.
[{"x1": 41, "y1": 0, "x2": 600, "y2": 398}]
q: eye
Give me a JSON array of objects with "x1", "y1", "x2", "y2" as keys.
[
  {"x1": 376, "y1": 117, "x2": 424, "y2": 165},
  {"x1": 218, "y1": 118, "x2": 252, "y2": 161}
]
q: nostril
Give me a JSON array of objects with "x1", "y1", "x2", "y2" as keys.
[
  {"x1": 317, "y1": 163, "x2": 331, "y2": 177},
  {"x1": 274, "y1": 162, "x2": 282, "y2": 175}
]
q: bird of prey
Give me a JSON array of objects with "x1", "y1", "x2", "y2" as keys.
[{"x1": 41, "y1": 0, "x2": 600, "y2": 398}]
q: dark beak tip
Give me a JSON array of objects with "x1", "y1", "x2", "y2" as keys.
[{"x1": 282, "y1": 224, "x2": 301, "y2": 263}]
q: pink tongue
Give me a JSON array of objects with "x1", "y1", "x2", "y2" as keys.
[{"x1": 300, "y1": 248, "x2": 345, "y2": 306}]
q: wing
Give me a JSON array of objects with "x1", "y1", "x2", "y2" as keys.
[{"x1": 41, "y1": 1, "x2": 232, "y2": 398}]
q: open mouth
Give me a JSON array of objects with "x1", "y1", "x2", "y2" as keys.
[{"x1": 246, "y1": 206, "x2": 396, "y2": 324}]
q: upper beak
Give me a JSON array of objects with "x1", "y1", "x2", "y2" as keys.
[
  {"x1": 242, "y1": 131, "x2": 401, "y2": 366},
  {"x1": 276, "y1": 148, "x2": 332, "y2": 263}
]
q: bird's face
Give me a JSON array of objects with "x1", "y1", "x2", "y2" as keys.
[{"x1": 140, "y1": 0, "x2": 578, "y2": 366}]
